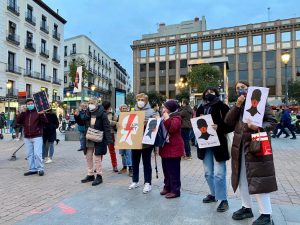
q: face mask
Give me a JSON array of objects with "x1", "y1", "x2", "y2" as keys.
[
  {"x1": 88, "y1": 104, "x2": 96, "y2": 111},
  {"x1": 238, "y1": 88, "x2": 248, "y2": 97},
  {"x1": 206, "y1": 93, "x2": 216, "y2": 102},
  {"x1": 27, "y1": 105, "x2": 35, "y2": 111},
  {"x1": 137, "y1": 101, "x2": 145, "y2": 108}
]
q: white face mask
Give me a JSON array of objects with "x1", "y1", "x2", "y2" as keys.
[
  {"x1": 137, "y1": 101, "x2": 145, "y2": 108},
  {"x1": 88, "y1": 104, "x2": 96, "y2": 111}
]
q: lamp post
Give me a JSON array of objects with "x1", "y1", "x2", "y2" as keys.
[
  {"x1": 281, "y1": 50, "x2": 291, "y2": 105},
  {"x1": 6, "y1": 82, "x2": 12, "y2": 121}
]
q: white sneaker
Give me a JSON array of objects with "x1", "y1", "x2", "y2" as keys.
[
  {"x1": 128, "y1": 182, "x2": 139, "y2": 190},
  {"x1": 45, "y1": 158, "x2": 53, "y2": 164},
  {"x1": 143, "y1": 183, "x2": 152, "y2": 194}
]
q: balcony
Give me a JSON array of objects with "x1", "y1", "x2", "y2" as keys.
[
  {"x1": 70, "y1": 50, "x2": 76, "y2": 55},
  {"x1": 52, "y1": 78, "x2": 62, "y2": 85},
  {"x1": 93, "y1": 55, "x2": 97, "y2": 61},
  {"x1": 6, "y1": 64, "x2": 22, "y2": 75},
  {"x1": 6, "y1": 32, "x2": 20, "y2": 46},
  {"x1": 24, "y1": 69, "x2": 33, "y2": 77},
  {"x1": 88, "y1": 52, "x2": 92, "y2": 58},
  {"x1": 25, "y1": 12, "x2": 36, "y2": 26},
  {"x1": 52, "y1": 95, "x2": 61, "y2": 101},
  {"x1": 52, "y1": 54, "x2": 60, "y2": 63},
  {"x1": 7, "y1": 0, "x2": 19, "y2": 16},
  {"x1": 40, "y1": 22, "x2": 49, "y2": 34},
  {"x1": 40, "y1": 74, "x2": 51, "y2": 82},
  {"x1": 24, "y1": 71, "x2": 51, "y2": 82},
  {"x1": 52, "y1": 30, "x2": 60, "y2": 41},
  {"x1": 25, "y1": 42, "x2": 36, "y2": 52},
  {"x1": 93, "y1": 69, "x2": 97, "y2": 75},
  {"x1": 40, "y1": 49, "x2": 49, "y2": 58}
]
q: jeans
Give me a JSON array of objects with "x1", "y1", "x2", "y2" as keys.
[
  {"x1": 132, "y1": 146, "x2": 153, "y2": 184},
  {"x1": 203, "y1": 148, "x2": 227, "y2": 200},
  {"x1": 43, "y1": 141, "x2": 54, "y2": 159},
  {"x1": 162, "y1": 157, "x2": 181, "y2": 195},
  {"x1": 278, "y1": 124, "x2": 296, "y2": 138},
  {"x1": 181, "y1": 128, "x2": 192, "y2": 157},
  {"x1": 119, "y1": 149, "x2": 132, "y2": 167},
  {"x1": 24, "y1": 137, "x2": 44, "y2": 172},
  {"x1": 79, "y1": 132, "x2": 86, "y2": 150}
]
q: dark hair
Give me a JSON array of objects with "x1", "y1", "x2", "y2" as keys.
[
  {"x1": 197, "y1": 118, "x2": 208, "y2": 128},
  {"x1": 251, "y1": 89, "x2": 262, "y2": 101},
  {"x1": 182, "y1": 99, "x2": 189, "y2": 105},
  {"x1": 202, "y1": 87, "x2": 220, "y2": 100},
  {"x1": 150, "y1": 102, "x2": 158, "y2": 109},
  {"x1": 235, "y1": 80, "x2": 250, "y2": 88},
  {"x1": 25, "y1": 98, "x2": 34, "y2": 104},
  {"x1": 102, "y1": 101, "x2": 111, "y2": 110}
]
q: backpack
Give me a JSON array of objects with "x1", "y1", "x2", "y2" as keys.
[{"x1": 154, "y1": 120, "x2": 170, "y2": 148}]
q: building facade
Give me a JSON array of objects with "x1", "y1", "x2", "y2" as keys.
[
  {"x1": 131, "y1": 17, "x2": 300, "y2": 100},
  {"x1": 0, "y1": 0, "x2": 66, "y2": 118}
]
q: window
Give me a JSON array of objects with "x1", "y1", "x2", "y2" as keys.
[
  {"x1": 180, "y1": 59, "x2": 187, "y2": 68},
  {"x1": 253, "y1": 52, "x2": 262, "y2": 62},
  {"x1": 54, "y1": 24, "x2": 58, "y2": 34},
  {"x1": 64, "y1": 60, "x2": 67, "y2": 67},
  {"x1": 239, "y1": 70, "x2": 248, "y2": 80},
  {"x1": 281, "y1": 32, "x2": 291, "y2": 42},
  {"x1": 169, "y1": 61, "x2": 176, "y2": 70},
  {"x1": 213, "y1": 40, "x2": 221, "y2": 49},
  {"x1": 159, "y1": 47, "x2": 166, "y2": 56},
  {"x1": 41, "y1": 39, "x2": 46, "y2": 52},
  {"x1": 296, "y1": 30, "x2": 300, "y2": 41},
  {"x1": 64, "y1": 76, "x2": 67, "y2": 83},
  {"x1": 149, "y1": 77, "x2": 155, "y2": 85},
  {"x1": 41, "y1": 87, "x2": 48, "y2": 95},
  {"x1": 41, "y1": 64, "x2": 46, "y2": 78},
  {"x1": 7, "y1": 80, "x2": 14, "y2": 96},
  {"x1": 191, "y1": 43, "x2": 197, "y2": 52},
  {"x1": 8, "y1": 21, "x2": 16, "y2": 36},
  {"x1": 26, "y1": 31, "x2": 33, "y2": 44},
  {"x1": 53, "y1": 68, "x2": 57, "y2": 81},
  {"x1": 26, "y1": 84, "x2": 32, "y2": 97},
  {"x1": 140, "y1": 64, "x2": 146, "y2": 73},
  {"x1": 149, "y1": 63, "x2": 155, "y2": 71},
  {"x1": 180, "y1": 44, "x2": 187, "y2": 53},
  {"x1": 88, "y1": 45, "x2": 91, "y2": 54},
  {"x1": 253, "y1": 35, "x2": 262, "y2": 45},
  {"x1": 41, "y1": 15, "x2": 47, "y2": 28},
  {"x1": 266, "y1": 33, "x2": 275, "y2": 43},
  {"x1": 72, "y1": 43, "x2": 76, "y2": 53},
  {"x1": 226, "y1": 39, "x2": 235, "y2": 48},
  {"x1": 266, "y1": 51, "x2": 276, "y2": 61},
  {"x1": 53, "y1": 46, "x2": 58, "y2": 57},
  {"x1": 239, "y1": 37, "x2": 247, "y2": 47},
  {"x1": 169, "y1": 46, "x2": 176, "y2": 54},
  {"x1": 27, "y1": 5, "x2": 33, "y2": 19},
  {"x1": 239, "y1": 53, "x2": 248, "y2": 63},
  {"x1": 203, "y1": 41, "x2": 210, "y2": 51},
  {"x1": 25, "y1": 58, "x2": 32, "y2": 75},
  {"x1": 149, "y1": 48, "x2": 155, "y2": 57},
  {"x1": 8, "y1": 51, "x2": 15, "y2": 70},
  {"x1": 64, "y1": 46, "x2": 67, "y2": 56},
  {"x1": 159, "y1": 62, "x2": 166, "y2": 70},
  {"x1": 228, "y1": 55, "x2": 235, "y2": 65},
  {"x1": 140, "y1": 49, "x2": 146, "y2": 58}
]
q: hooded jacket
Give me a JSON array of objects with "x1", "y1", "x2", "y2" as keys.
[{"x1": 178, "y1": 105, "x2": 193, "y2": 129}]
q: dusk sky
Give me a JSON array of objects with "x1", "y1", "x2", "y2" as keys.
[{"x1": 43, "y1": 0, "x2": 300, "y2": 82}]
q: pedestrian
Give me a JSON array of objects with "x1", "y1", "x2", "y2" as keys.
[
  {"x1": 191, "y1": 105, "x2": 198, "y2": 146},
  {"x1": 159, "y1": 99, "x2": 184, "y2": 199},
  {"x1": 43, "y1": 108, "x2": 59, "y2": 163},
  {"x1": 271, "y1": 106, "x2": 288, "y2": 138},
  {"x1": 102, "y1": 100, "x2": 118, "y2": 172},
  {"x1": 224, "y1": 81, "x2": 277, "y2": 225},
  {"x1": 117, "y1": 104, "x2": 133, "y2": 177},
  {"x1": 0, "y1": 112, "x2": 6, "y2": 138},
  {"x1": 277, "y1": 106, "x2": 296, "y2": 139},
  {"x1": 196, "y1": 87, "x2": 232, "y2": 212},
  {"x1": 11, "y1": 111, "x2": 22, "y2": 140},
  {"x1": 78, "y1": 97, "x2": 112, "y2": 186},
  {"x1": 74, "y1": 102, "x2": 88, "y2": 151},
  {"x1": 128, "y1": 93, "x2": 157, "y2": 193},
  {"x1": 59, "y1": 113, "x2": 63, "y2": 124},
  {"x1": 151, "y1": 102, "x2": 162, "y2": 117},
  {"x1": 178, "y1": 98, "x2": 193, "y2": 160},
  {"x1": 17, "y1": 98, "x2": 48, "y2": 176}
]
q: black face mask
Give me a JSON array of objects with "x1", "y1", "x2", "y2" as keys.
[{"x1": 205, "y1": 94, "x2": 216, "y2": 102}]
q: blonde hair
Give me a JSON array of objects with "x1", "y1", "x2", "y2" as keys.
[
  {"x1": 136, "y1": 93, "x2": 148, "y2": 101},
  {"x1": 88, "y1": 97, "x2": 99, "y2": 105}
]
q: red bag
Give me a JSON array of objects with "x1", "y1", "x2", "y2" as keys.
[{"x1": 251, "y1": 132, "x2": 272, "y2": 156}]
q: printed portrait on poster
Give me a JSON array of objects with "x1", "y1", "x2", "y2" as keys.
[
  {"x1": 242, "y1": 86, "x2": 269, "y2": 127},
  {"x1": 115, "y1": 111, "x2": 145, "y2": 150},
  {"x1": 191, "y1": 114, "x2": 220, "y2": 149},
  {"x1": 33, "y1": 91, "x2": 51, "y2": 113},
  {"x1": 142, "y1": 118, "x2": 161, "y2": 145},
  {"x1": 73, "y1": 66, "x2": 82, "y2": 93}
]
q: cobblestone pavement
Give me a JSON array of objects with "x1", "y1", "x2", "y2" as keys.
[{"x1": 0, "y1": 133, "x2": 299, "y2": 225}]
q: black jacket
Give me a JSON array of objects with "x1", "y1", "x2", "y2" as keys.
[
  {"x1": 43, "y1": 113, "x2": 59, "y2": 142},
  {"x1": 196, "y1": 100, "x2": 233, "y2": 162}
]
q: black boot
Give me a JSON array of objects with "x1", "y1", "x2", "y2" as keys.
[
  {"x1": 92, "y1": 174, "x2": 103, "y2": 186},
  {"x1": 252, "y1": 214, "x2": 274, "y2": 225},
  {"x1": 81, "y1": 175, "x2": 95, "y2": 183},
  {"x1": 217, "y1": 200, "x2": 229, "y2": 212},
  {"x1": 203, "y1": 194, "x2": 217, "y2": 203},
  {"x1": 232, "y1": 206, "x2": 254, "y2": 220}
]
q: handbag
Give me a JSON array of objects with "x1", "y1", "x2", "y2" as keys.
[
  {"x1": 249, "y1": 130, "x2": 272, "y2": 155},
  {"x1": 86, "y1": 127, "x2": 103, "y2": 143}
]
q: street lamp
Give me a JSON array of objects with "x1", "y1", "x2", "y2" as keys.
[
  {"x1": 281, "y1": 50, "x2": 291, "y2": 105},
  {"x1": 6, "y1": 82, "x2": 12, "y2": 121},
  {"x1": 91, "y1": 85, "x2": 96, "y2": 91}
]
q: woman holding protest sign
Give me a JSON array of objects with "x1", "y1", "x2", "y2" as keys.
[{"x1": 225, "y1": 81, "x2": 277, "y2": 225}]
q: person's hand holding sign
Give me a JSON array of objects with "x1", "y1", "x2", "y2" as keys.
[{"x1": 236, "y1": 95, "x2": 246, "y2": 108}]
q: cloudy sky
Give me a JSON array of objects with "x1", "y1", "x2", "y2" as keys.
[{"x1": 43, "y1": 0, "x2": 300, "y2": 81}]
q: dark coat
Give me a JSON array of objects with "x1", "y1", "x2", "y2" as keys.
[
  {"x1": 43, "y1": 113, "x2": 59, "y2": 142},
  {"x1": 178, "y1": 105, "x2": 193, "y2": 129},
  {"x1": 82, "y1": 105, "x2": 113, "y2": 156},
  {"x1": 196, "y1": 100, "x2": 233, "y2": 162},
  {"x1": 159, "y1": 114, "x2": 184, "y2": 158},
  {"x1": 224, "y1": 104, "x2": 278, "y2": 194}
]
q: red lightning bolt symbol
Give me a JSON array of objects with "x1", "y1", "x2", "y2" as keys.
[{"x1": 124, "y1": 114, "x2": 137, "y2": 141}]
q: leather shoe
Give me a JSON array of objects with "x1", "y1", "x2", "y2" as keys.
[
  {"x1": 24, "y1": 171, "x2": 37, "y2": 176},
  {"x1": 160, "y1": 188, "x2": 170, "y2": 195},
  {"x1": 165, "y1": 193, "x2": 180, "y2": 199}
]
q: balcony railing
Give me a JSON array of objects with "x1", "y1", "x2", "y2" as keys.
[
  {"x1": 25, "y1": 12, "x2": 36, "y2": 26},
  {"x1": 40, "y1": 48, "x2": 49, "y2": 58},
  {"x1": 6, "y1": 64, "x2": 22, "y2": 75},
  {"x1": 52, "y1": 54, "x2": 60, "y2": 63},
  {"x1": 25, "y1": 41, "x2": 36, "y2": 52},
  {"x1": 70, "y1": 50, "x2": 76, "y2": 55},
  {"x1": 24, "y1": 71, "x2": 51, "y2": 82},
  {"x1": 6, "y1": 88, "x2": 18, "y2": 98},
  {"x1": 52, "y1": 95, "x2": 61, "y2": 101},
  {"x1": 52, "y1": 30, "x2": 60, "y2": 41},
  {"x1": 6, "y1": 32, "x2": 20, "y2": 46},
  {"x1": 93, "y1": 69, "x2": 97, "y2": 75},
  {"x1": 93, "y1": 55, "x2": 97, "y2": 61},
  {"x1": 88, "y1": 52, "x2": 92, "y2": 57},
  {"x1": 40, "y1": 74, "x2": 51, "y2": 82},
  {"x1": 52, "y1": 78, "x2": 62, "y2": 85},
  {"x1": 24, "y1": 69, "x2": 33, "y2": 76},
  {"x1": 7, "y1": 0, "x2": 19, "y2": 16},
  {"x1": 40, "y1": 22, "x2": 49, "y2": 34}
]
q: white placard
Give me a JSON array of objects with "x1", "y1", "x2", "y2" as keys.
[
  {"x1": 242, "y1": 86, "x2": 269, "y2": 127},
  {"x1": 142, "y1": 118, "x2": 161, "y2": 145},
  {"x1": 73, "y1": 66, "x2": 82, "y2": 93},
  {"x1": 191, "y1": 115, "x2": 220, "y2": 149}
]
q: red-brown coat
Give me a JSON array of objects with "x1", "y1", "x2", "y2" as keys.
[{"x1": 159, "y1": 114, "x2": 184, "y2": 158}]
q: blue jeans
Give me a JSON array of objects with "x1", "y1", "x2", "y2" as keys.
[
  {"x1": 80, "y1": 132, "x2": 86, "y2": 149},
  {"x1": 203, "y1": 148, "x2": 227, "y2": 200},
  {"x1": 43, "y1": 141, "x2": 54, "y2": 159},
  {"x1": 119, "y1": 149, "x2": 132, "y2": 167},
  {"x1": 181, "y1": 128, "x2": 192, "y2": 157},
  {"x1": 24, "y1": 137, "x2": 44, "y2": 172}
]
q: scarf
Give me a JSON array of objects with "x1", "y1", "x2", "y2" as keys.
[{"x1": 202, "y1": 97, "x2": 220, "y2": 115}]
